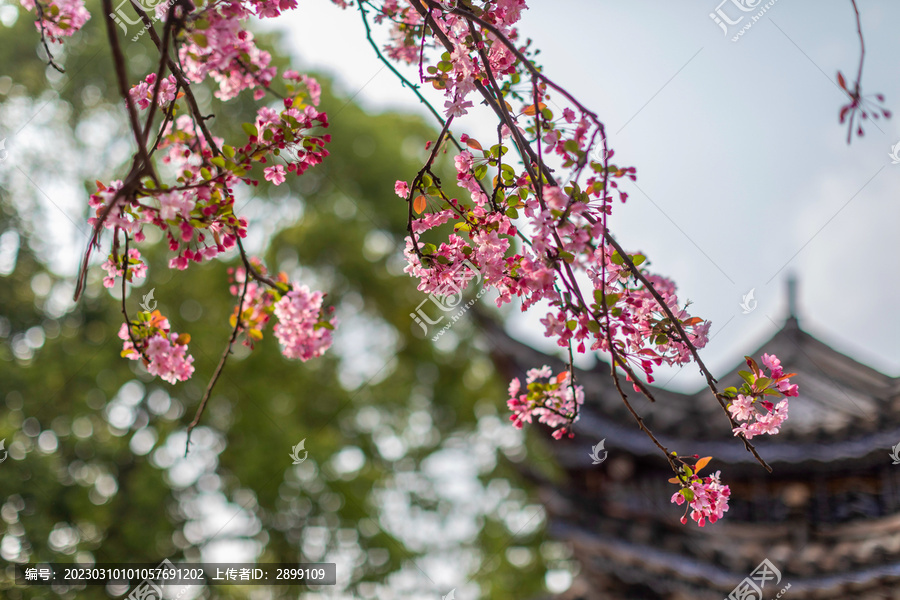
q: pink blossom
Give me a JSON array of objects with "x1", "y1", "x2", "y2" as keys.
[
  {"x1": 444, "y1": 96, "x2": 474, "y2": 118},
  {"x1": 395, "y1": 180, "x2": 409, "y2": 198},
  {"x1": 728, "y1": 394, "x2": 755, "y2": 421},
  {"x1": 544, "y1": 186, "x2": 568, "y2": 210},
  {"x1": 264, "y1": 165, "x2": 287, "y2": 185}
]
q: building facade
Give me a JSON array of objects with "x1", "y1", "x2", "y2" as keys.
[{"x1": 484, "y1": 290, "x2": 900, "y2": 599}]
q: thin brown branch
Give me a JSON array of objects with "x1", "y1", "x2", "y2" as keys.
[
  {"x1": 184, "y1": 266, "x2": 250, "y2": 456},
  {"x1": 235, "y1": 235, "x2": 283, "y2": 290},
  {"x1": 32, "y1": 1, "x2": 65, "y2": 73},
  {"x1": 120, "y1": 234, "x2": 152, "y2": 364}
]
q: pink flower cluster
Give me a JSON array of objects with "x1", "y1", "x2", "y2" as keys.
[
  {"x1": 507, "y1": 366, "x2": 585, "y2": 440},
  {"x1": 178, "y1": 2, "x2": 278, "y2": 100},
  {"x1": 727, "y1": 353, "x2": 797, "y2": 439},
  {"x1": 19, "y1": 0, "x2": 89, "y2": 42},
  {"x1": 129, "y1": 73, "x2": 178, "y2": 110},
  {"x1": 333, "y1": 0, "x2": 526, "y2": 118},
  {"x1": 119, "y1": 312, "x2": 194, "y2": 384},
  {"x1": 671, "y1": 469, "x2": 731, "y2": 527},
  {"x1": 227, "y1": 263, "x2": 279, "y2": 348},
  {"x1": 101, "y1": 248, "x2": 147, "y2": 288},
  {"x1": 273, "y1": 285, "x2": 337, "y2": 361}
]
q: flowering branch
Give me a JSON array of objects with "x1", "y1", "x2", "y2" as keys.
[
  {"x1": 837, "y1": 0, "x2": 890, "y2": 143},
  {"x1": 16, "y1": 0, "x2": 828, "y2": 526}
]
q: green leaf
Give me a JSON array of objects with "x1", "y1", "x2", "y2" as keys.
[
  {"x1": 211, "y1": 156, "x2": 226, "y2": 168},
  {"x1": 738, "y1": 370, "x2": 755, "y2": 385},
  {"x1": 200, "y1": 168, "x2": 212, "y2": 180},
  {"x1": 223, "y1": 145, "x2": 236, "y2": 158},
  {"x1": 566, "y1": 320, "x2": 577, "y2": 331},
  {"x1": 242, "y1": 123, "x2": 258, "y2": 137}
]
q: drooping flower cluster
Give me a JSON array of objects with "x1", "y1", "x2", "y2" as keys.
[
  {"x1": 178, "y1": 0, "x2": 284, "y2": 100},
  {"x1": 361, "y1": 0, "x2": 527, "y2": 119},
  {"x1": 272, "y1": 286, "x2": 336, "y2": 361},
  {"x1": 329, "y1": 1, "x2": 802, "y2": 528},
  {"x1": 73, "y1": 32, "x2": 331, "y2": 388},
  {"x1": 669, "y1": 458, "x2": 731, "y2": 527},
  {"x1": 119, "y1": 311, "x2": 194, "y2": 384},
  {"x1": 129, "y1": 73, "x2": 178, "y2": 110},
  {"x1": 725, "y1": 354, "x2": 797, "y2": 439},
  {"x1": 19, "y1": 0, "x2": 89, "y2": 42},
  {"x1": 507, "y1": 366, "x2": 585, "y2": 440},
  {"x1": 226, "y1": 261, "x2": 333, "y2": 357}
]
